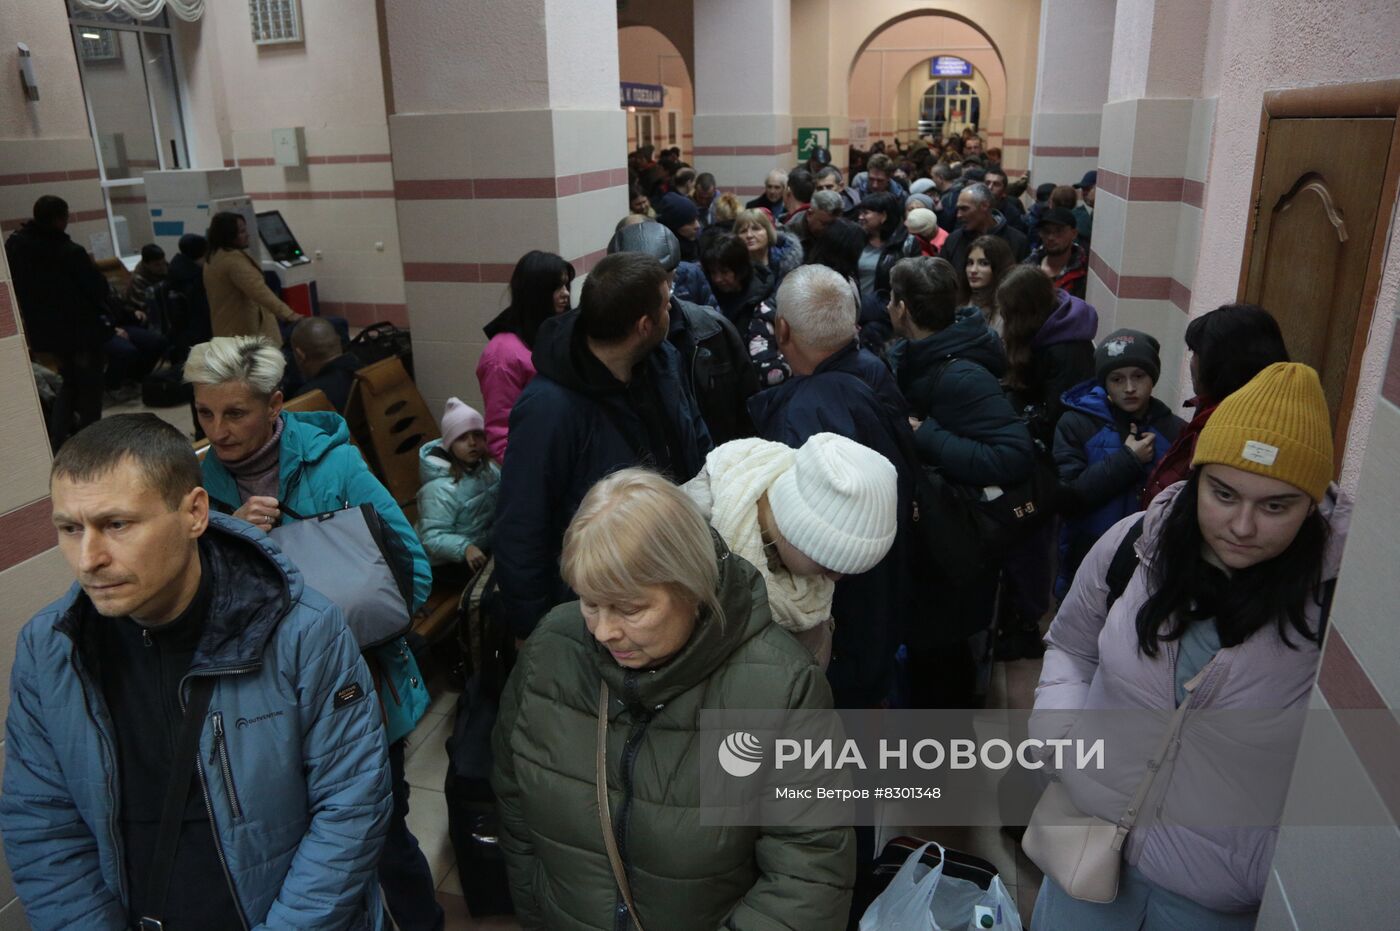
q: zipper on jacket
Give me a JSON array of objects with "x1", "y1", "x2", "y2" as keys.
[
  {"x1": 67, "y1": 648, "x2": 130, "y2": 908},
  {"x1": 612, "y1": 670, "x2": 651, "y2": 931},
  {"x1": 210, "y1": 713, "x2": 244, "y2": 821},
  {"x1": 182, "y1": 671, "x2": 254, "y2": 931}
]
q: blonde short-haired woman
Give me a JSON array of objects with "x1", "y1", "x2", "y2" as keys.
[{"x1": 492, "y1": 468, "x2": 855, "y2": 930}]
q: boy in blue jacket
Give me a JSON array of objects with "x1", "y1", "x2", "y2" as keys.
[{"x1": 1053, "y1": 329, "x2": 1184, "y2": 599}]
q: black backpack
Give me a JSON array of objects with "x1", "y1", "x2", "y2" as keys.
[{"x1": 909, "y1": 359, "x2": 1060, "y2": 577}]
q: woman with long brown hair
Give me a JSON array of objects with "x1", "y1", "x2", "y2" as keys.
[
  {"x1": 958, "y1": 234, "x2": 1016, "y2": 332},
  {"x1": 993, "y1": 264, "x2": 1098, "y2": 660}
]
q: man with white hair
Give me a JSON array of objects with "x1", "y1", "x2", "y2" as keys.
[
  {"x1": 747, "y1": 265, "x2": 914, "y2": 710},
  {"x1": 746, "y1": 169, "x2": 789, "y2": 221}
]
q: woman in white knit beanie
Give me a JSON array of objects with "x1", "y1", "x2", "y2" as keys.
[{"x1": 684, "y1": 432, "x2": 898, "y2": 666}]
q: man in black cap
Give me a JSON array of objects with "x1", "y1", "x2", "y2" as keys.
[
  {"x1": 1073, "y1": 169, "x2": 1096, "y2": 245},
  {"x1": 1023, "y1": 206, "x2": 1089, "y2": 299}
]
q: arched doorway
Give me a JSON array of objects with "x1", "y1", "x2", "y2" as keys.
[
  {"x1": 848, "y1": 14, "x2": 1006, "y2": 152},
  {"x1": 617, "y1": 25, "x2": 694, "y2": 161}
]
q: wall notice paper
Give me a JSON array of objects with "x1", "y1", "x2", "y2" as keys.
[
  {"x1": 89, "y1": 231, "x2": 115, "y2": 261},
  {"x1": 849, "y1": 118, "x2": 869, "y2": 148}
]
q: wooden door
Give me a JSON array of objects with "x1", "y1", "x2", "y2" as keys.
[
  {"x1": 1243, "y1": 119, "x2": 1391, "y2": 445},
  {"x1": 1239, "y1": 84, "x2": 1400, "y2": 460}
]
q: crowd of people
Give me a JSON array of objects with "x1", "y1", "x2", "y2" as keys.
[{"x1": 0, "y1": 127, "x2": 1350, "y2": 931}]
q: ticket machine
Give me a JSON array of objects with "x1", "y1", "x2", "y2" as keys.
[{"x1": 144, "y1": 169, "x2": 319, "y2": 315}]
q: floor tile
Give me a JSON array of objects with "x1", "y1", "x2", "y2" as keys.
[
  {"x1": 437, "y1": 891, "x2": 522, "y2": 931},
  {"x1": 429, "y1": 687, "x2": 463, "y2": 717},
  {"x1": 1017, "y1": 873, "x2": 1042, "y2": 926},
  {"x1": 1004, "y1": 658, "x2": 1043, "y2": 710},
  {"x1": 437, "y1": 857, "x2": 465, "y2": 897},
  {"x1": 404, "y1": 704, "x2": 450, "y2": 760},
  {"x1": 405, "y1": 712, "x2": 453, "y2": 790},
  {"x1": 404, "y1": 787, "x2": 456, "y2": 888}
]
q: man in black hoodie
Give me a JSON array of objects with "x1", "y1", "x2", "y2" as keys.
[
  {"x1": 5, "y1": 195, "x2": 114, "y2": 442},
  {"x1": 493, "y1": 253, "x2": 713, "y2": 639}
]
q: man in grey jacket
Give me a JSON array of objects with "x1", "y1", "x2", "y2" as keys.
[{"x1": 1, "y1": 414, "x2": 392, "y2": 930}]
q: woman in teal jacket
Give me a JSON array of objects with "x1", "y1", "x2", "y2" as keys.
[{"x1": 186, "y1": 336, "x2": 442, "y2": 931}]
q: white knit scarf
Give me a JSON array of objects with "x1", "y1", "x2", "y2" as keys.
[{"x1": 683, "y1": 438, "x2": 834, "y2": 632}]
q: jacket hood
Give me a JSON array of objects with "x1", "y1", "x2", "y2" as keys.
[
  {"x1": 1139, "y1": 481, "x2": 1353, "y2": 583},
  {"x1": 417, "y1": 438, "x2": 455, "y2": 484},
  {"x1": 593, "y1": 533, "x2": 777, "y2": 707},
  {"x1": 898, "y1": 305, "x2": 1007, "y2": 380},
  {"x1": 1061, "y1": 380, "x2": 1175, "y2": 427},
  {"x1": 770, "y1": 231, "x2": 804, "y2": 276},
  {"x1": 1033, "y1": 289, "x2": 1099, "y2": 348},
  {"x1": 482, "y1": 304, "x2": 516, "y2": 341},
  {"x1": 279, "y1": 410, "x2": 351, "y2": 467},
  {"x1": 531, "y1": 309, "x2": 623, "y2": 397},
  {"x1": 60, "y1": 512, "x2": 299, "y2": 675}
]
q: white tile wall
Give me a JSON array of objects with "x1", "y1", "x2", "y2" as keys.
[
  {"x1": 1127, "y1": 98, "x2": 1195, "y2": 178},
  {"x1": 394, "y1": 201, "x2": 480, "y2": 264},
  {"x1": 389, "y1": 113, "x2": 475, "y2": 182},
  {"x1": 1031, "y1": 111, "x2": 1103, "y2": 148},
  {"x1": 0, "y1": 338, "x2": 55, "y2": 509},
  {"x1": 0, "y1": 549, "x2": 73, "y2": 731},
  {"x1": 1172, "y1": 203, "x2": 1204, "y2": 288},
  {"x1": 550, "y1": 109, "x2": 630, "y2": 178},
  {"x1": 1097, "y1": 100, "x2": 1137, "y2": 175},
  {"x1": 692, "y1": 113, "x2": 793, "y2": 148},
  {"x1": 1185, "y1": 97, "x2": 1217, "y2": 183},
  {"x1": 1119, "y1": 200, "x2": 1185, "y2": 278},
  {"x1": 1090, "y1": 190, "x2": 1127, "y2": 272}
]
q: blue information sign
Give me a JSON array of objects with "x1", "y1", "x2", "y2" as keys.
[
  {"x1": 621, "y1": 82, "x2": 665, "y2": 108},
  {"x1": 930, "y1": 56, "x2": 974, "y2": 78}
]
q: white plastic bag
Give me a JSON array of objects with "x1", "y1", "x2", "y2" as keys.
[{"x1": 859, "y1": 842, "x2": 1023, "y2": 931}]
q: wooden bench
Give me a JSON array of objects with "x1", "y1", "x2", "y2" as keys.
[{"x1": 343, "y1": 356, "x2": 466, "y2": 643}]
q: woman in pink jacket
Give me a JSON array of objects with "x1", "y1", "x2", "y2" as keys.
[
  {"x1": 476, "y1": 251, "x2": 575, "y2": 461},
  {"x1": 1031, "y1": 363, "x2": 1349, "y2": 930}
]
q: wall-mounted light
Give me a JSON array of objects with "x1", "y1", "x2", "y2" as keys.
[{"x1": 17, "y1": 42, "x2": 39, "y2": 102}]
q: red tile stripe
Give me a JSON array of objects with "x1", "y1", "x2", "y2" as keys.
[
  {"x1": 320, "y1": 300, "x2": 408, "y2": 328},
  {"x1": 244, "y1": 190, "x2": 395, "y2": 201},
  {"x1": 0, "y1": 498, "x2": 56, "y2": 574},
  {"x1": 0, "y1": 168, "x2": 101, "y2": 187},
  {"x1": 1383, "y1": 317, "x2": 1400, "y2": 408},
  {"x1": 1003, "y1": 137, "x2": 1031, "y2": 146},
  {"x1": 0, "y1": 208, "x2": 106, "y2": 232},
  {"x1": 392, "y1": 169, "x2": 628, "y2": 201},
  {"x1": 1088, "y1": 249, "x2": 1192, "y2": 313},
  {"x1": 1098, "y1": 168, "x2": 1207, "y2": 207},
  {"x1": 691, "y1": 144, "x2": 792, "y2": 157},
  {"x1": 403, "y1": 248, "x2": 612, "y2": 285},
  {"x1": 1032, "y1": 145, "x2": 1100, "y2": 157},
  {"x1": 1316, "y1": 627, "x2": 1400, "y2": 824},
  {"x1": 0, "y1": 285, "x2": 17, "y2": 339}
]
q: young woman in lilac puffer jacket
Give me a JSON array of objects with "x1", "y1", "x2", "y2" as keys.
[{"x1": 1030, "y1": 363, "x2": 1350, "y2": 930}]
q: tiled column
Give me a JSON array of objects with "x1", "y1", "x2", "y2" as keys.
[
  {"x1": 0, "y1": 219, "x2": 78, "y2": 923},
  {"x1": 1254, "y1": 314, "x2": 1400, "y2": 930},
  {"x1": 382, "y1": 0, "x2": 627, "y2": 416},
  {"x1": 1028, "y1": 0, "x2": 1116, "y2": 187},
  {"x1": 1087, "y1": 0, "x2": 1214, "y2": 404},
  {"x1": 693, "y1": 0, "x2": 793, "y2": 195}
]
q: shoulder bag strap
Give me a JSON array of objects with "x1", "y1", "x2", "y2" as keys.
[
  {"x1": 1110, "y1": 656, "x2": 1216, "y2": 851},
  {"x1": 597, "y1": 681, "x2": 645, "y2": 931},
  {"x1": 140, "y1": 676, "x2": 216, "y2": 930}
]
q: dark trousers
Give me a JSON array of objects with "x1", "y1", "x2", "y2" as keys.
[
  {"x1": 50, "y1": 349, "x2": 105, "y2": 447},
  {"x1": 1000, "y1": 520, "x2": 1055, "y2": 627},
  {"x1": 105, "y1": 325, "x2": 168, "y2": 388},
  {"x1": 380, "y1": 739, "x2": 445, "y2": 931}
]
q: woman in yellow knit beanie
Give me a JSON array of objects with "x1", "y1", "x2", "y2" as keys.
[{"x1": 1033, "y1": 362, "x2": 1351, "y2": 928}]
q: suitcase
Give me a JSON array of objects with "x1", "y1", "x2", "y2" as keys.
[
  {"x1": 444, "y1": 562, "x2": 516, "y2": 916},
  {"x1": 141, "y1": 367, "x2": 193, "y2": 408}
]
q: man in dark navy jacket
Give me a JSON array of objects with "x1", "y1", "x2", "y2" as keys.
[
  {"x1": 494, "y1": 253, "x2": 713, "y2": 639},
  {"x1": 747, "y1": 264, "x2": 914, "y2": 709}
]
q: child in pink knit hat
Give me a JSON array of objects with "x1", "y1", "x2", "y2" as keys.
[{"x1": 415, "y1": 398, "x2": 500, "y2": 571}]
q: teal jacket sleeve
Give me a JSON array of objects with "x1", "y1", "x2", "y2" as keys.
[{"x1": 335, "y1": 446, "x2": 432, "y2": 613}]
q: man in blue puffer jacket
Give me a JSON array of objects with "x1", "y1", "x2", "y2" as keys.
[{"x1": 1, "y1": 414, "x2": 392, "y2": 930}]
